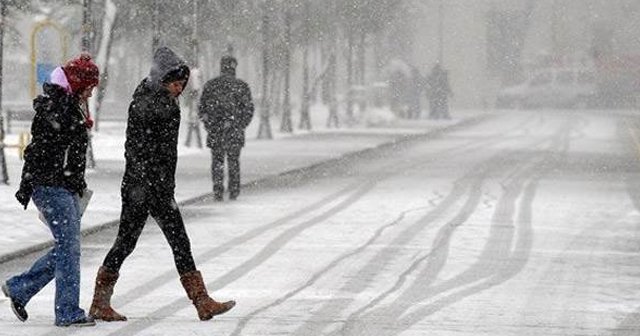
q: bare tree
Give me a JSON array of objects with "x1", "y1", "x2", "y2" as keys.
[{"x1": 257, "y1": 0, "x2": 273, "y2": 139}]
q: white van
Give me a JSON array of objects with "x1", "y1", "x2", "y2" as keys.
[{"x1": 496, "y1": 68, "x2": 597, "y2": 109}]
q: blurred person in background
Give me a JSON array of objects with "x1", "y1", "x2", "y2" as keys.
[
  {"x1": 198, "y1": 56, "x2": 254, "y2": 201},
  {"x1": 408, "y1": 67, "x2": 424, "y2": 119},
  {"x1": 426, "y1": 63, "x2": 453, "y2": 120}
]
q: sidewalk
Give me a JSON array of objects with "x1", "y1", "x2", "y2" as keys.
[{"x1": 0, "y1": 108, "x2": 486, "y2": 263}]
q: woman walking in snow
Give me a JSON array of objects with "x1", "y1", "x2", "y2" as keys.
[
  {"x1": 88, "y1": 47, "x2": 235, "y2": 322},
  {"x1": 3, "y1": 53, "x2": 99, "y2": 327}
]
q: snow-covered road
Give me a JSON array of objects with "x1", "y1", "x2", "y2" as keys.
[{"x1": 1, "y1": 110, "x2": 639, "y2": 335}]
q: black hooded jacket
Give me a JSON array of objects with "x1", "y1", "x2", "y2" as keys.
[
  {"x1": 198, "y1": 66, "x2": 254, "y2": 150},
  {"x1": 15, "y1": 83, "x2": 89, "y2": 209},
  {"x1": 121, "y1": 47, "x2": 188, "y2": 199}
]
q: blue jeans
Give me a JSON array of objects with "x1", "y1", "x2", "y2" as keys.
[{"x1": 5, "y1": 186, "x2": 87, "y2": 325}]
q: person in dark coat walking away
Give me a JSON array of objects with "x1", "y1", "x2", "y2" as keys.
[
  {"x1": 199, "y1": 56, "x2": 254, "y2": 201},
  {"x1": 426, "y1": 63, "x2": 453, "y2": 119},
  {"x1": 3, "y1": 53, "x2": 99, "y2": 327},
  {"x1": 88, "y1": 47, "x2": 235, "y2": 322},
  {"x1": 407, "y1": 67, "x2": 424, "y2": 119},
  {"x1": 388, "y1": 68, "x2": 408, "y2": 118}
]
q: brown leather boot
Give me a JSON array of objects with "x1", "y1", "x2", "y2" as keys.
[
  {"x1": 89, "y1": 266, "x2": 127, "y2": 321},
  {"x1": 180, "y1": 270, "x2": 236, "y2": 321}
]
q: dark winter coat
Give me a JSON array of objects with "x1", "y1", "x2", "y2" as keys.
[
  {"x1": 121, "y1": 48, "x2": 187, "y2": 200},
  {"x1": 15, "y1": 83, "x2": 90, "y2": 209},
  {"x1": 198, "y1": 69, "x2": 254, "y2": 150},
  {"x1": 426, "y1": 65, "x2": 452, "y2": 100}
]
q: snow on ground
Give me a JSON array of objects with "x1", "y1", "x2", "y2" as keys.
[
  {"x1": 0, "y1": 109, "x2": 638, "y2": 335},
  {"x1": 0, "y1": 105, "x2": 474, "y2": 260}
]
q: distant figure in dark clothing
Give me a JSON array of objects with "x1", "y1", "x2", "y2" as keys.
[
  {"x1": 389, "y1": 69, "x2": 408, "y2": 118},
  {"x1": 89, "y1": 47, "x2": 235, "y2": 323},
  {"x1": 407, "y1": 68, "x2": 424, "y2": 119},
  {"x1": 199, "y1": 56, "x2": 255, "y2": 201},
  {"x1": 426, "y1": 64, "x2": 453, "y2": 119}
]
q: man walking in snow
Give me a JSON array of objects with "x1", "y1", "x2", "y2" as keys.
[
  {"x1": 88, "y1": 47, "x2": 235, "y2": 322},
  {"x1": 426, "y1": 63, "x2": 453, "y2": 119},
  {"x1": 199, "y1": 56, "x2": 254, "y2": 201}
]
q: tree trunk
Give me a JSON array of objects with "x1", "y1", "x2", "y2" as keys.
[
  {"x1": 357, "y1": 30, "x2": 367, "y2": 113},
  {"x1": 151, "y1": 0, "x2": 161, "y2": 53},
  {"x1": 326, "y1": 49, "x2": 339, "y2": 128},
  {"x1": 89, "y1": 0, "x2": 118, "y2": 132},
  {"x1": 271, "y1": 70, "x2": 282, "y2": 116},
  {"x1": 299, "y1": 44, "x2": 311, "y2": 130},
  {"x1": 373, "y1": 31, "x2": 384, "y2": 81},
  {"x1": 346, "y1": 30, "x2": 355, "y2": 124},
  {"x1": 82, "y1": 0, "x2": 92, "y2": 53},
  {"x1": 299, "y1": 2, "x2": 312, "y2": 131},
  {"x1": 257, "y1": 1, "x2": 273, "y2": 140},
  {"x1": 185, "y1": 0, "x2": 202, "y2": 148},
  {"x1": 280, "y1": 10, "x2": 293, "y2": 133},
  {"x1": 0, "y1": 0, "x2": 8, "y2": 184}
]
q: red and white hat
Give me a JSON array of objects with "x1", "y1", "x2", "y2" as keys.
[{"x1": 62, "y1": 53, "x2": 99, "y2": 94}]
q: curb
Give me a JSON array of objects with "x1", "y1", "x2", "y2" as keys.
[{"x1": 0, "y1": 114, "x2": 491, "y2": 265}]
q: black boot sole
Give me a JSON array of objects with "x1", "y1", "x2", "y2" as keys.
[{"x1": 2, "y1": 283, "x2": 27, "y2": 322}]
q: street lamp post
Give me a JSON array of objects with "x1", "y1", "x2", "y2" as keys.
[{"x1": 438, "y1": 0, "x2": 444, "y2": 64}]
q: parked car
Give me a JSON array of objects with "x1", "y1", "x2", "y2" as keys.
[{"x1": 496, "y1": 68, "x2": 597, "y2": 109}]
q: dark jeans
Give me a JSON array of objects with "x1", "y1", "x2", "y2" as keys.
[
  {"x1": 102, "y1": 186, "x2": 196, "y2": 275},
  {"x1": 211, "y1": 147, "x2": 242, "y2": 198},
  {"x1": 429, "y1": 96, "x2": 450, "y2": 119}
]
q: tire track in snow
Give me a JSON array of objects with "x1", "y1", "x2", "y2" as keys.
[
  {"x1": 337, "y1": 160, "x2": 540, "y2": 336},
  {"x1": 223, "y1": 116, "x2": 547, "y2": 336},
  {"x1": 336, "y1": 170, "x2": 486, "y2": 336},
  {"x1": 333, "y1": 117, "x2": 577, "y2": 335},
  {"x1": 227, "y1": 205, "x2": 430, "y2": 336},
  {"x1": 608, "y1": 116, "x2": 640, "y2": 336},
  {"x1": 39, "y1": 178, "x2": 368, "y2": 336},
  {"x1": 232, "y1": 161, "x2": 490, "y2": 336},
  {"x1": 101, "y1": 136, "x2": 494, "y2": 336},
  {"x1": 101, "y1": 179, "x2": 377, "y2": 336},
  {"x1": 286, "y1": 116, "x2": 574, "y2": 336},
  {"x1": 37, "y1": 112, "x2": 543, "y2": 336},
  {"x1": 298, "y1": 152, "x2": 534, "y2": 336},
  {"x1": 287, "y1": 154, "x2": 514, "y2": 335},
  {"x1": 375, "y1": 178, "x2": 539, "y2": 336}
]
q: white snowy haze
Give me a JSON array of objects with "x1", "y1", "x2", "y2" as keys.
[
  {"x1": 0, "y1": 1, "x2": 639, "y2": 335},
  {"x1": 0, "y1": 0, "x2": 638, "y2": 113}
]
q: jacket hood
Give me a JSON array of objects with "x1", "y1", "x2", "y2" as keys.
[
  {"x1": 33, "y1": 83, "x2": 75, "y2": 113},
  {"x1": 149, "y1": 47, "x2": 188, "y2": 84}
]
